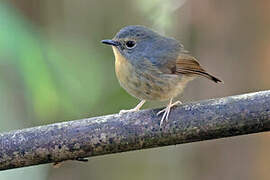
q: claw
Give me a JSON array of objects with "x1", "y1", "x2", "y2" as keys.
[
  {"x1": 156, "y1": 108, "x2": 166, "y2": 116},
  {"x1": 119, "y1": 100, "x2": 146, "y2": 115},
  {"x1": 157, "y1": 99, "x2": 182, "y2": 127},
  {"x1": 119, "y1": 108, "x2": 138, "y2": 115}
]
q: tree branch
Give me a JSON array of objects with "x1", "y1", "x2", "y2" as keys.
[{"x1": 1, "y1": 90, "x2": 270, "y2": 171}]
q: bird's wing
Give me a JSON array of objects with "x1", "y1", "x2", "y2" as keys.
[
  {"x1": 174, "y1": 53, "x2": 222, "y2": 83},
  {"x1": 144, "y1": 37, "x2": 221, "y2": 83}
]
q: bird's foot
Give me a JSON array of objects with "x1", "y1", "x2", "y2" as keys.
[
  {"x1": 119, "y1": 108, "x2": 140, "y2": 115},
  {"x1": 157, "y1": 100, "x2": 182, "y2": 127},
  {"x1": 119, "y1": 100, "x2": 146, "y2": 115}
]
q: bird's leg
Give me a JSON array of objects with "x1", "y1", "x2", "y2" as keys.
[
  {"x1": 119, "y1": 100, "x2": 146, "y2": 115},
  {"x1": 157, "y1": 98, "x2": 182, "y2": 127}
]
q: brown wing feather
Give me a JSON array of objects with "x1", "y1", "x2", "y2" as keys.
[{"x1": 175, "y1": 54, "x2": 222, "y2": 83}]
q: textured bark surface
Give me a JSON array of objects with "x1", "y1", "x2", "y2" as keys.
[{"x1": 0, "y1": 90, "x2": 270, "y2": 171}]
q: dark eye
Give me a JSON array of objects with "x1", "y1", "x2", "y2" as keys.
[{"x1": 125, "y1": 40, "x2": 136, "y2": 49}]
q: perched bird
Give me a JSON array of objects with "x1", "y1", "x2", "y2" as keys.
[{"x1": 102, "y1": 25, "x2": 222, "y2": 126}]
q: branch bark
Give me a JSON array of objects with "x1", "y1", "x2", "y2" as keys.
[{"x1": 1, "y1": 90, "x2": 270, "y2": 171}]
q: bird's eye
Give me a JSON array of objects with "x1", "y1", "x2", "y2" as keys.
[{"x1": 125, "y1": 40, "x2": 136, "y2": 49}]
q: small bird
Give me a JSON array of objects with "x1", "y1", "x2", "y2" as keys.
[{"x1": 102, "y1": 25, "x2": 222, "y2": 126}]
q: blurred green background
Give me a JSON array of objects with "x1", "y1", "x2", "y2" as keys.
[{"x1": 0, "y1": 0, "x2": 270, "y2": 179}]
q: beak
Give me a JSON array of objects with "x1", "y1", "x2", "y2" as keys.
[{"x1": 101, "y1": 39, "x2": 120, "y2": 46}]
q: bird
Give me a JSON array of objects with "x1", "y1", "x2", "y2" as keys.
[{"x1": 101, "y1": 25, "x2": 222, "y2": 126}]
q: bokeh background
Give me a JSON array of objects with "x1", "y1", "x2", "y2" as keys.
[{"x1": 1, "y1": 0, "x2": 270, "y2": 179}]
